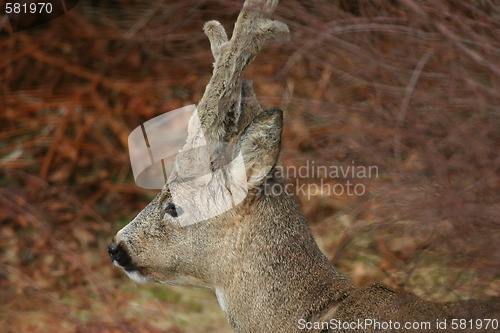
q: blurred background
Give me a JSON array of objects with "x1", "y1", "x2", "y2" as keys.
[{"x1": 1, "y1": 0, "x2": 499, "y2": 332}]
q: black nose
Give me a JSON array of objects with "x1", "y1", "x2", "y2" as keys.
[{"x1": 108, "y1": 242, "x2": 135, "y2": 271}]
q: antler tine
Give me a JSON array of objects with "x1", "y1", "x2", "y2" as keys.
[
  {"x1": 203, "y1": 20, "x2": 228, "y2": 62},
  {"x1": 196, "y1": 0, "x2": 289, "y2": 144},
  {"x1": 232, "y1": 0, "x2": 289, "y2": 54}
]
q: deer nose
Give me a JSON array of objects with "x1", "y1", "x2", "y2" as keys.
[
  {"x1": 108, "y1": 242, "x2": 120, "y2": 259},
  {"x1": 108, "y1": 242, "x2": 134, "y2": 270}
]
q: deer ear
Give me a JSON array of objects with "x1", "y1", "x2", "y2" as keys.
[{"x1": 233, "y1": 107, "x2": 283, "y2": 189}]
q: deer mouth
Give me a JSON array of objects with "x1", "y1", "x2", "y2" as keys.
[{"x1": 108, "y1": 241, "x2": 152, "y2": 284}]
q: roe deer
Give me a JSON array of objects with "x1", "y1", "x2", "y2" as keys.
[{"x1": 108, "y1": 0, "x2": 499, "y2": 332}]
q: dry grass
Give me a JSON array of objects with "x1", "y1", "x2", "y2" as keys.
[{"x1": 1, "y1": 0, "x2": 499, "y2": 331}]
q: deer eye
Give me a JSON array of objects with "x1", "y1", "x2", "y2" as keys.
[{"x1": 164, "y1": 202, "x2": 183, "y2": 218}]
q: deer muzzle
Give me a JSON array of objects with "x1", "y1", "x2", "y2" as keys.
[{"x1": 108, "y1": 241, "x2": 136, "y2": 272}]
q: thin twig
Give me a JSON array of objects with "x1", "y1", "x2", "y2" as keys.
[{"x1": 394, "y1": 50, "x2": 433, "y2": 162}]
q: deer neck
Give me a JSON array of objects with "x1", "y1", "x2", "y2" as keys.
[{"x1": 214, "y1": 192, "x2": 355, "y2": 333}]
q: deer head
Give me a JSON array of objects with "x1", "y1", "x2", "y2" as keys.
[{"x1": 108, "y1": 0, "x2": 290, "y2": 288}]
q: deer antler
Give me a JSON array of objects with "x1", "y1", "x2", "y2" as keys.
[
  {"x1": 170, "y1": 0, "x2": 288, "y2": 183},
  {"x1": 197, "y1": 0, "x2": 289, "y2": 143}
]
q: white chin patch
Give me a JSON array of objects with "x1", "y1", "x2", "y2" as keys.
[
  {"x1": 124, "y1": 270, "x2": 150, "y2": 284},
  {"x1": 216, "y1": 288, "x2": 227, "y2": 314}
]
